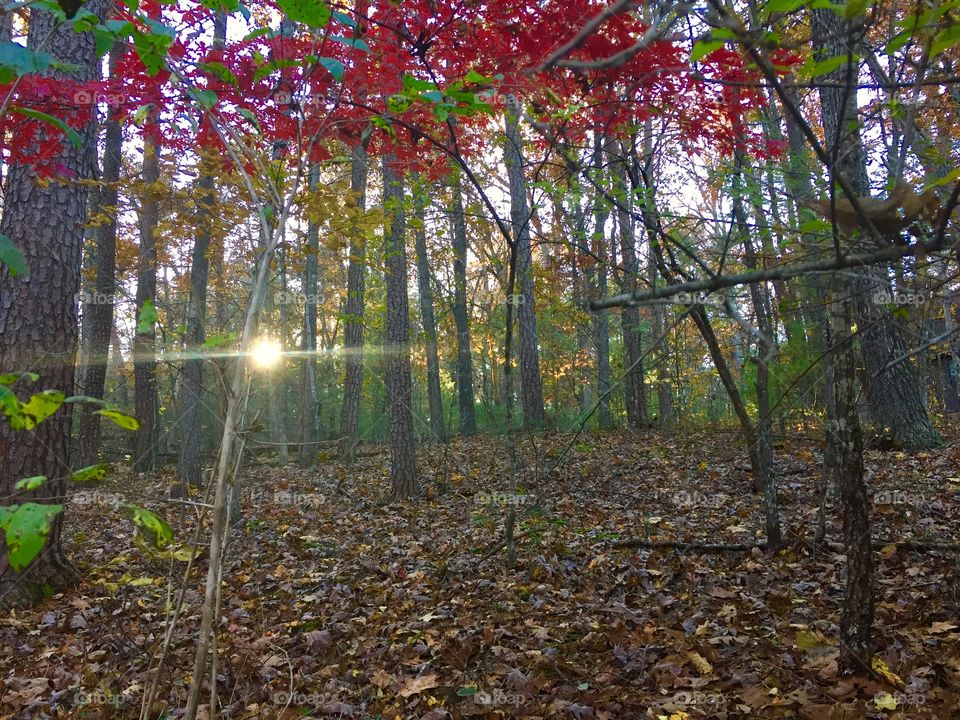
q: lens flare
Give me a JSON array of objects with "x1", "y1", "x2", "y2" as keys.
[{"x1": 249, "y1": 338, "x2": 282, "y2": 369}]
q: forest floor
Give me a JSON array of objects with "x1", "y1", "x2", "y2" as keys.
[{"x1": 2, "y1": 429, "x2": 960, "y2": 720}]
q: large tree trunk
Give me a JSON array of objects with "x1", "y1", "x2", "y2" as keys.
[
  {"x1": 0, "y1": 1, "x2": 103, "y2": 606},
  {"x1": 812, "y1": 8, "x2": 941, "y2": 452},
  {"x1": 412, "y1": 173, "x2": 446, "y2": 443},
  {"x1": 133, "y1": 124, "x2": 160, "y2": 472},
  {"x1": 382, "y1": 156, "x2": 418, "y2": 498},
  {"x1": 76, "y1": 42, "x2": 123, "y2": 468},
  {"x1": 338, "y1": 140, "x2": 369, "y2": 460},
  {"x1": 450, "y1": 171, "x2": 477, "y2": 434},
  {"x1": 503, "y1": 108, "x2": 545, "y2": 430}
]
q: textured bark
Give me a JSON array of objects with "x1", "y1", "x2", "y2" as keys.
[
  {"x1": 503, "y1": 110, "x2": 545, "y2": 430},
  {"x1": 734, "y1": 161, "x2": 781, "y2": 549},
  {"x1": 176, "y1": 13, "x2": 226, "y2": 490},
  {"x1": 589, "y1": 140, "x2": 613, "y2": 430},
  {"x1": 611, "y1": 146, "x2": 646, "y2": 428},
  {"x1": 267, "y1": 251, "x2": 289, "y2": 464},
  {"x1": 299, "y1": 162, "x2": 321, "y2": 467},
  {"x1": 412, "y1": 173, "x2": 446, "y2": 443},
  {"x1": 450, "y1": 172, "x2": 476, "y2": 434},
  {"x1": 133, "y1": 128, "x2": 160, "y2": 471},
  {"x1": 812, "y1": 8, "x2": 941, "y2": 451},
  {"x1": 827, "y1": 291, "x2": 875, "y2": 670},
  {"x1": 76, "y1": 43, "x2": 123, "y2": 468},
  {"x1": 0, "y1": 1, "x2": 103, "y2": 607},
  {"x1": 338, "y1": 141, "x2": 369, "y2": 460},
  {"x1": 382, "y1": 156, "x2": 418, "y2": 498}
]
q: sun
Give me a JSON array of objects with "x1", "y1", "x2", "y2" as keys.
[{"x1": 249, "y1": 338, "x2": 283, "y2": 369}]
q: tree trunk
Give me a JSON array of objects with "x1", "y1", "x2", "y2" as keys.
[
  {"x1": 590, "y1": 137, "x2": 613, "y2": 430},
  {"x1": 0, "y1": 1, "x2": 103, "y2": 606},
  {"x1": 382, "y1": 156, "x2": 418, "y2": 498},
  {"x1": 412, "y1": 173, "x2": 446, "y2": 443},
  {"x1": 338, "y1": 140, "x2": 369, "y2": 460},
  {"x1": 133, "y1": 123, "x2": 160, "y2": 472},
  {"x1": 175, "y1": 14, "x2": 226, "y2": 491},
  {"x1": 611, "y1": 143, "x2": 647, "y2": 428},
  {"x1": 450, "y1": 171, "x2": 477, "y2": 434},
  {"x1": 299, "y1": 162, "x2": 321, "y2": 467},
  {"x1": 503, "y1": 108, "x2": 545, "y2": 430},
  {"x1": 76, "y1": 42, "x2": 123, "y2": 468},
  {"x1": 812, "y1": 8, "x2": 941, "y2": 452}
]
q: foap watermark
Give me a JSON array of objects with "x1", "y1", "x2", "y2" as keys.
[
  {"x1": 474, "y1": 688, "x2": 530, "y2": 707},
  {"x1": 872, "y1": 290, "x2": 930, "y2": 306},
  {"x1": 668, "y1": 490, "x2": 728, "y2": 508},
  {"x1": 75, "y1": 689, "x2": 134, "y2": 707},
  {"x1": 475, "y1": 491, "x2": 528, "y2": 506},
  {"x1": 275, "y1": 290, "x2": 326, "y2": 305},
  {"x1": 71, "y1": 491, "x2": 124, "y2": 509},
  {"x1": 271, "y1": 691, "x2": 327, "y2": 705},
  {"x1": 873, "y1": 489, "x2": 926, "y2": 506},
  {"x1": 251, "y1": 488, "x2": 326, "y2": 509},
  {"x1": 661, "y1": 291, "x2": 725, "y2": 307},
  {"x1": 670, "y1": 691, "x2": 724, "y2": 706},
  {"x1": 474, "y1": 90, "x2": 519, "y2": 108},
  {"x1": 73, "y1": 90, "x2": 126, "y2": 107},
  {"x1": 76, "y1": 291, "x2": 120, "y2": 306}
]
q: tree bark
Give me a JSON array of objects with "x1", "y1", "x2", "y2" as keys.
[
  {"x1": 412, "y1": 173, "x2": 446, "y2": 443},
  {"x1": 133, "y1": 122, "x2": 160, "y2": 472},
  {"x1": 590, "y1": 137, "x2": 614, "y2": 430},
  {"x1": 812, "y1": 8, "x2": 941, "y2": 452},
  {"x1": 299, "y1": 162, "x2": 321, "y2": 467},
  {"x1": 382, "y1": 156, "x2": 418, "y2": 498},
  {"x1": 503, "y1": 108, "x2": 545, "y2": 430},
  {"x1": 77, "y1": 41, "x2": 123, "y2": 468},
  {"x1": 450, "y1": 171, "x2": 477, "y2": 434},
  {"x1": 338, "y1": 140, "x2": 369, "y2": 460},
  {"x1": 0, "y1": 0, "x2": 103, "y2": 607}
]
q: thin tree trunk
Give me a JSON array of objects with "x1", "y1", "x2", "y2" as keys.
[
  {"x1": 450, "y1": 171, "x2": 477, "y2": 434},
  {"x1": 412, "y1": 173, "x2": 446, "y2": 442},
  {"x1": 503, "y1": 109, "x2": 545, "y2": 429},
  {"x1": 590, "y1": 137, "x2": 613, "y2": 430},
  {"x1": 612, "y1": 142, "x2": 646, "y2": 427},
  {"x1": 299, "y1": 163, "x2": 321, "y2": 467},
  {"x1": 133, "y1": 122, "x2": 160, "y2": 472},
  {"x1": 382, "y1": 156, "x2": 418, "y2": 497},
  {"x1": 338, "y1": 140, "x2": 369, "y2": 460}
]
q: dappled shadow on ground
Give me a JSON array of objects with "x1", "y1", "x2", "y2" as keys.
[{"x1": 2, "y1": 429, "x2": 959, "y2": 719}]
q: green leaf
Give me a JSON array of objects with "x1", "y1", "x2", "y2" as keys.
[
  {"x1": 0, "y1": 384, "x2": 18, "y2": 419},
  {"x1": 0, "y1": 234, "x2": 29, "y2": 279},
  {"x1": 329, "y1": 35, "x2": 369, "y2": 52},
  {"x1": 456, "y1": 687, "x2": 478, "y2": 697},
  {"x1": 387, "y1": 93, "x2": 414, "y2": 114},
  {"x1": 0, "y1": 41, "x2": 52, "y2": 78},
  {"x1": 275, "y1": 0, "x2": 330, "y2": 28},
  {"x1": 137, "y1": 298, "x2": 158, "y2": 334},
  {"x1": 9, "y1": 107, "x2": 82, "y2": 149},
  {"x1": 95, "y1": 409, "x2": 140, "y2": 431},
  {"x1": 803, "y1": 54, "x2": 856, "y2": 78},
  {"x1": 244, "y1": 26, "x2": 272, "y2": 41},
  {"x1": 193, "y1": 88, "x2": 218, "y2": 109},
  {"x1": 201, "y1": 331, "x2": 237, "y2": 349},
  {"x1": 931, "y1": 25, "x2": 960, "y2": 56},
  {"x1": 3, "y1": 503, "x2": 63, "y2": 571},
  {"x1": 316, "y1": 56, "x2": 344, "y2": 81},
  {"x1": 198, "y1": 61, "x2": 239, "y2": 86},
  {"x1": 10, "y1": 390, "x2": 65, "y2": 430},
  {"x1": 691, "y1": 38, "x2": 725, "y2": 63},
  {"x1": 122, "y1": 504, "x2": 173, "y2": 548},
  {"x1": 0, "y1": 372, "x2": 38, "y2": 385},
  {"x1": 331, "y1": 10, "x2": 355, "y2": 28},
  {"x1": 70, "y1": 464, "x2": 108, "y2": 483},
  {"x1": 799, "y1": 218, "x2": 831, "y2": 233},
  {"x1": 197, "y1": 0, "x2": 241, "y2": 11},
  {"x1": 63, "y1": 394, "x2": 107, "y2": 406},
  {"x1": 765, "y1": 0, "x2": 804, "y2": 12},
  {"x1": 132, "y1": 22, "x2": 175, "y2": 76},
  {"x1": 14, "y1": 476, "x2": 46, "y2": 491},
  {"x1": 252, "y1": 56, "x2": 299, "y2": 83}
]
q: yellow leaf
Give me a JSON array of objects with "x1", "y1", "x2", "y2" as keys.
[
  {"x1": 686, "y1": 650, "x2": 713, "y2": 674},
  {"x1": 871, "y1": 656, "x2": 905, "y2": 688},
  {"x1": 874, "y1": 692, "x2": 898, "y2": 710}
]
